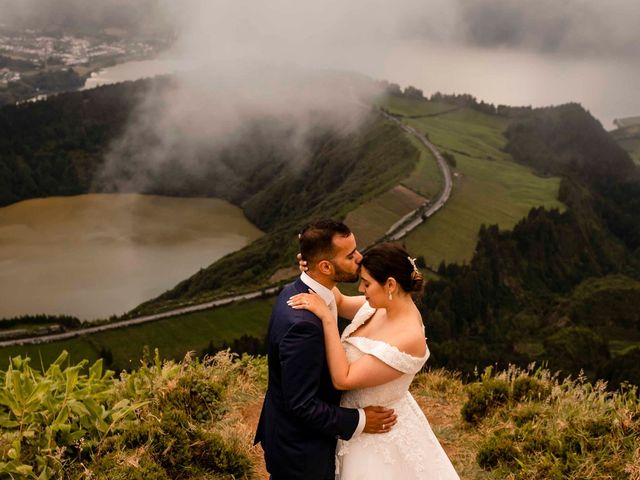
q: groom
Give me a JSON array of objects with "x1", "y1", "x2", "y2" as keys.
[{"x1": 254, "y1": 219, "x2": 396, "y2": 479}]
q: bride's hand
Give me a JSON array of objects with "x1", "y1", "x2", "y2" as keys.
[
  {"x1": 296, "y1": 253, "x2": 308, "y2": 273},
  {"x1": 288, "y1": 290, "x2": 331, "y2": 322}
]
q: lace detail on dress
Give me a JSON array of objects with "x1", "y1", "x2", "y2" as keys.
[
  {"x1": 340, "y1": 302, "x2": 376, "y2": 340},
  {"x1": 336, "y1": 393, "x2": 455, "y2": 479},
  {"x1": 343, "y1": 336, "x2": 429, "y2": 374},
  {"x1": 335, "y1": 302, "x2": 460, "y2": 479}
]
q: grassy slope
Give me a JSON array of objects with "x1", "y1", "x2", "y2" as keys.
[
  {"x1": 345, "y1": 184, "x2": 427, "y2": 248},
  {"x1": 3, "y1": 352, "x2": 637, "y2": 479},
  {"x1": 0, "y1": 298, "x2": 274, "y2": 371},
  {"x1": 392, "y1": 104, "x2": 566, "y2": 267},
  {"x1": 0, "y1": 352, "x2": 640, "y2": 480}
]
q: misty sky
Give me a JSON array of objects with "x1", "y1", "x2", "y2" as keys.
[
  {"x1": 3, "y1": 0, "x2": 638, "y2": 189},
  {"x1": 2, "y1": 0, "x2": 638, "y2": 59}
]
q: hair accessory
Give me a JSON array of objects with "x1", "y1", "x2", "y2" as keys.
[{"x1": 408, "y1": 256, "x2": 419, "y2": 273}]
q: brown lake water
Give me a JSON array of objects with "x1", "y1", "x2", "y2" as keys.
[{"x1": 0, "y1": 194, "x2": 262, "y2": 321}]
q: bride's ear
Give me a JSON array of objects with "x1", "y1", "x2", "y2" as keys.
[{"x1": 386, "y1": 277, "x2": 398, "y2": 293}]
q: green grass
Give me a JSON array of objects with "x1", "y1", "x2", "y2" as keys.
[
  {"x1": 379, "y1": 96, "x2": 458, "y2": 117},
  {"x1": 464, "y1": 366, "x2": 640, "y2": 479},
  {"x1": 401, "y1": 134, "x2": 443, "y2": 198},
  {"x1": 0, "y1": 298, "x2": 274, "y2": 371},
  {"x1": 388, "y1": 104, "x2": 566, "y2": 267},
  {"x1": 345, "y1": 185, "x2": 427, "y2": 248}
]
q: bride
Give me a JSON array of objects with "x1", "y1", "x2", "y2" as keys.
[{"x1": 289, "y1": 242, "x2": 460, "y2": 479}]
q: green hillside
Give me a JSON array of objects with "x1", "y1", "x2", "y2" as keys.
[
  {"x1": 0, "y1": 298, "x2": 274, "y2": 371},
  {"x1": 418, "y1": 102, "x2": 640, "y2": 386},
  {"x1": 387, "y1": 99, "x2": 565, "y2": 267},
  {"x1": 135, "y1": 115, "x2": 421, "y2": 314}
]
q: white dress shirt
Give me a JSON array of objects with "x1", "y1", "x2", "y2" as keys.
[{"x1": 300, "y1": 272, "x2": 366, "y2": 437}]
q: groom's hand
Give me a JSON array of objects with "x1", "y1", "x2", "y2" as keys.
[{"x1": 362, "y1": 406, "x2": 397, "y2": 434}]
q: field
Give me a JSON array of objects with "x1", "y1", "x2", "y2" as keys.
[
  {"x1": 400, "y1": 134, "x2": 444, "y2": 198},
  {"x1": 0, "y1": 298, "x2": 274, "y2": 370},
  {"x1": 380, "y1": 95, "x2": 459, "y2": 117},
  {"x1": 345, "y1": 184, "x2": 427, "y2": 248},
  {"x1": 388, "y1": 102, "x2": 566, "y2": 267}
]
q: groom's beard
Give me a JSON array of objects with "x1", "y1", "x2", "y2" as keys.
[{"x1": 332, "y1": 263, "x2": 359, "y2": 283}]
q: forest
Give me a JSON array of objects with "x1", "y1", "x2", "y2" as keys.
[{"x1": 421, "y1": 104, "x2": 640, "y2": 386}]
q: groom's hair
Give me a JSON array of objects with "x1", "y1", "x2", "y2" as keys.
[{"x1": 299, "y1": 219, "x2": 351, "y2": 265}]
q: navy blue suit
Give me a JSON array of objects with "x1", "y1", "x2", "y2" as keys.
[{"x1": 254, "y1": 278, "x2": 360, "y2": 479}]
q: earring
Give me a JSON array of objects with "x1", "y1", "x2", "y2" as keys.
[{"x1": 388, "y1": 291, "x2": 393, "y2": 301}]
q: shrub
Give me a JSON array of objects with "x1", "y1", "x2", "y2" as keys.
[
  {"x1": 511, "y1": 405, "x2": 541, "y2": 427},
  {"x1": 512, "y1": 376, "x2": 550, "y2": 402},
  {"x1": 543, "y1": 326, "x2": 610, "y2": 380},
  {"x1": 161, "y1": 374, "x2": 224, "y2": 423},
  {"x1": 193, "y1": 431, "x2": 252, "y2": 477},
  {"x1": 89, "y1": 452, "x2": 170, "y2": 480},
  {"x1": 0, "y1": 351, "x2": 257, "y2": 479},
  {"x1": 467, "y1": 366, "x2": 640, "y2": 479},
  {"x1": 477, "y1": 430, "x2": 519, "y2": 469},
  {"x1": 461, "y1": 378, "x2": 510, "y2": 424}
]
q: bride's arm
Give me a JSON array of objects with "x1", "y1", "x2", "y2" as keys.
[
  {"x1": 289, "y1": 292, "x2": 404, "y2": 390},
  {"x1": 332, "y1": 287, "x2": 366, "y2": 320}
]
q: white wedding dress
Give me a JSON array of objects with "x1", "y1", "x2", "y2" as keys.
[{"x1": 336, "y1": 303, "x2": 460, "y2": 480}]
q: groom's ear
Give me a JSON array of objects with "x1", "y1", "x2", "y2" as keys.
[{"x1": 317, "y1": 259, "x2": 333, "y2": 275}]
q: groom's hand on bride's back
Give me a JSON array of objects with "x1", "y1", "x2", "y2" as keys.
[{"x1": 363, "y1": 406, "x2": 397, "y2": 434}]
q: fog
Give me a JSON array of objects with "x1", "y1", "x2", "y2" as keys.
[
  {"x1": 3, "y1": 0, "x2": 637, "y2": 58},
  {"x1": 421, "y1": 0, "x2": 640, "y2": 58},
  {"x1": 0, "y1": 0, "x2": 170, "y2": 35},
  {"x1": 3, "y1": 1, "x2": 638, "y2": 189}
]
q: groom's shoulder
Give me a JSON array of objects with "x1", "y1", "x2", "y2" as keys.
[
  {"x1": 273, "y1": 280, "x2": 321, "y2": 326},
  {"x1": 276, "y1": 278, "x2": 305, "y2": 301}
]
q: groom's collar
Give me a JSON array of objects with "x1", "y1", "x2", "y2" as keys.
[{"x1": 300, "y1": 272, "x2": 334, "y2": 306}]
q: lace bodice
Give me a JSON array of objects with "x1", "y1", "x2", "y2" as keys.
[{"x1": 339, "y1": 302, "x2": 429, "y2": 409}]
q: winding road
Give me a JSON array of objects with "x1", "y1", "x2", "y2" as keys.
[
  {"x1": 1, "y1": 110, "x2": 453, "y2": 348},
  {"x1": 380, "y1": 111, "x2": 453, "y2": 240}
]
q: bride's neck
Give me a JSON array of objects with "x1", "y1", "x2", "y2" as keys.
[{"x1": 384, "y1": 294, "x2": 414, "y2": 319}]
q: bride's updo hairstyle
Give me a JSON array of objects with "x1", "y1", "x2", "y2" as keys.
[{"x1": 361, "y1": 242, "x2": 424, "y2": 294}]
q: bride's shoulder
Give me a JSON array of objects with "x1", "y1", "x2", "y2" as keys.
[
  {"x1": 391, "y1": 329, "x2": 427, "y2": 358},
  {"x1": 388, "y1": 314, "x2": 427, "y2": 358}
]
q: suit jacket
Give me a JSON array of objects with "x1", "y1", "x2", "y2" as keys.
[{"x1": 254, "y1": 278, "x2": 360, "y2": 479}]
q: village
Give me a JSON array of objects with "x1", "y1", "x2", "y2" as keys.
[{"x1": 0, "y1": 26, "x2": 157, "y2": 86}]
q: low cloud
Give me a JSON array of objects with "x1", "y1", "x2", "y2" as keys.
[
  {"x1": 409, "y1": 0, "x2": 640, "y2": 58},
  {"x1": 0, "y1": 0, "x2": 170, "y2": 35},
  {"x1": 85, "y1": 0, "x2": 639, "y2": 191}
]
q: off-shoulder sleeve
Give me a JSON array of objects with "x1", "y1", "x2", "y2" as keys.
[{"x1": 344, "y1": 336, "x2": 429, "y2": 374}]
